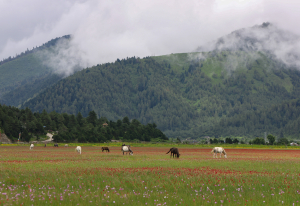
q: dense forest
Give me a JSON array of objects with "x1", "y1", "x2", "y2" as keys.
[
  {"x1": 21, "y1": 51, "x2": 300, "y2": 139},
  {"x1": 0, "y1": 104, "x2": 167, "y2": 143},
  {"x1": 212, "y1": 98, "x2": 300, "y2": 138}
]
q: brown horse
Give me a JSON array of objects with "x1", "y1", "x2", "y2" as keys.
[
  {"x1": 102, "y1": 147, "x2": 110, "y2": 152},
  {"x1": 166, "y1": 147, "x2": 180, "y2": 158}
]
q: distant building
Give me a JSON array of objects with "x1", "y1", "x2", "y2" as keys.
[
  {"x1": 102, "y1": 123, "x2": 108, "y2": 127},
  {"x1": 290, "y1": 142, "x2": 298, "y2": 146}
]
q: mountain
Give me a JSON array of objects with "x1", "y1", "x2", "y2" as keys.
[
  {"x1": 0, "y1": 35, "x2": 72, "y2": 107},
  {"x1": 21, "y1": 49, "x2": 300, "y2": 139},
  {"x1": 4, "y1": 22, "x2": 300, "y2": 139}
]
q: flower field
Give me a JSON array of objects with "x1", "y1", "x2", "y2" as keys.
[{"x1": 1, "y1": 146, "x2": 300, "y2": 205}]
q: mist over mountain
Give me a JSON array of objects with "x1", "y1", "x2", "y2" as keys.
[
  {"x1": 0, "y1": 35, "x2": 72, "y2": 106},
  {"x1": 3, "y1": 22, "x2": 300, "y2": 139},
  {"x1": 35, "y1": 35, "x2": 89, "y2": 77},
  {"x1": 196, "y1": 22, "x2": 300, "y2": 68},
  {"x1": 21, "y1": 50, "x2": 300, "y2": 139}
]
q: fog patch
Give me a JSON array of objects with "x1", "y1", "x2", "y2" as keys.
[
  {"x1": 188, "y1": 52, "x2": 207, "y2": 62},
  {"x1": 35, "y1": 36, "x2": 90, "y2": 77},
  {"x1": 196, "y1": 22, "x2": 300, "y2": 69}
]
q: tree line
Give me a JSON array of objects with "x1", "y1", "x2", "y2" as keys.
[
  {"x1": 0, "y1": 104, "x2": 168, "y2": 143},
  {"x1": 209, "y1": 134, "x2": 290, "y2": 145}
]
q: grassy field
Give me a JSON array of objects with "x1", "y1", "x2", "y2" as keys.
[{"x1": 1, "y1": 145, "x2": 300, "y2": 205}]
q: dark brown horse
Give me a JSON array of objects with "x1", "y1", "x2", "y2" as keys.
[
  {"x1": 166, "y1": 147, "x2": 180, "y2": 158},
  {"x1": 102, "y1": 147, "x2": 110, "y2": 152}
]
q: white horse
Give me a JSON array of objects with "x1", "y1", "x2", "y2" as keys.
[
  {"x1": 211, "y1": 147, "x2": 227, "y2": 158},
  {"x1": 75, "y1": 146, "x2": 81, "y2": 154},
  {"x1": 121, "y1": 145, "x2": 133, "y2": 155},
  {"x1": 29, "y1": 144, "x2": 34, "y2": 150},
  {"x1": 64, "y1": 144, "x2": 68, "y2": 147}
]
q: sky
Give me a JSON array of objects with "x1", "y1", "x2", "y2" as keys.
[{"x1": 1, "y1": 0, "x2": 300, "y2": 68}]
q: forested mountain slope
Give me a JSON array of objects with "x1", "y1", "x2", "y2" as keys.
[
  {"x1": 0, "y1": 35, "x2": 71, "y2": 107},
  {"x1": 213, "y1": 98, "x2": 300, "y2": 138},
  {"x1": 22, "y1": 51, "x2": 300, "y2": 139}
]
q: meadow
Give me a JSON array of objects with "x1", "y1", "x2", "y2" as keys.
[{"x1": 1, "y1": 144, "x2": 300, "y2": 205}]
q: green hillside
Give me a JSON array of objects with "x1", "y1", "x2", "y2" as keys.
[
  {"x1": 0, "y1": 35, "x2": 70, "y2": 106},
  {"x1": 22, "y1": 51, "x2": 300, "y2": 139}
]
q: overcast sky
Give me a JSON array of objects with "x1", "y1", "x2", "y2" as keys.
[{"x1": 1, "y1": 0, "x2": 300, "y2": 66}]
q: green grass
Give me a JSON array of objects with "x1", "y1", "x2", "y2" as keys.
[{"x1": 1, "y1": 145, "x2": 300, "y2": 205}]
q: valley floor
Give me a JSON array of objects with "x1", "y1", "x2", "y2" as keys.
[{"x1": 0, "y1": 146, "x2": 300, "y2": 205}]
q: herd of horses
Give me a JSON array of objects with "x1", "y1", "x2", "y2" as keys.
[{"x1": 29, "y1": 143, "x2": 228, "y2": 158}]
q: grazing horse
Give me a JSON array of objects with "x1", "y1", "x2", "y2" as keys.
[
  {"x1": 211, "y1": 147, "x2": 227, "y2": 158},
  {"x1": 54, "y1": 143, "x2": 58, "y2": 147},
  {"x1": 102, "y1": 147, "x2": 110, "y2": 152},
  {"x1": 166, "y1": 147, "x2": 180, "y2": 158},
  {"x1": 75, "y1": 146, "x2": 81, "y2": 154},
  {"x1": 30, "y1": 144, "x2": 34, "y2": 150},
  {"x1": 121, "y1": 144, "x2": 133, "y2": 155}
]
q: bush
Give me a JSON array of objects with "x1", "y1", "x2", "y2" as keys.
[
  {"x1": 277, "y1": 137, "x2": 289, "y2": 145},
  {"x1": 252, "y1": 137, "x2": 265, "y2": 145}
]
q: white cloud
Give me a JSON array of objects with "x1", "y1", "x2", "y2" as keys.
[{"x1": 1, "y1": 0, "x2": 300, "y2": 75}]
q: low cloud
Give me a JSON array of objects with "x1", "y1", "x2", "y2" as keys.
[
  {"x1": 36, "y1": 37, "x2": 89, "y2": 77},
  {"x1": 196, "y1": 22, "x2": 300, "y2": 70},
  {"x1": 1, "y1": 0, "x2": 300, "y2": 76}
]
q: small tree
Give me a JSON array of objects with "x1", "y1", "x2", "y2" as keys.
[
  {"x1": 52, "y1": 134, "x2": 63, "y2": 142},
  {"x1": 87, "y1": 111, "x2": 98, "y2": 127},
  {"x1": 267, "y1": 134, "x2": 276, "y2": 145},
  {"x1": 278, "y1": 137, "x2": 289, "y2": 145},
  {"x1": 23, "y1": 129, "x2": 31, "y2": 142},
  {"x1": 233, "y1": 138, "x2": 239, "y2": 144},
  {"x1": 252, "y1": 137, "x2": 265, "y2": 145},
  {"x1": 225, "y1": 137, "x2": 233, "y2": 144}
]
